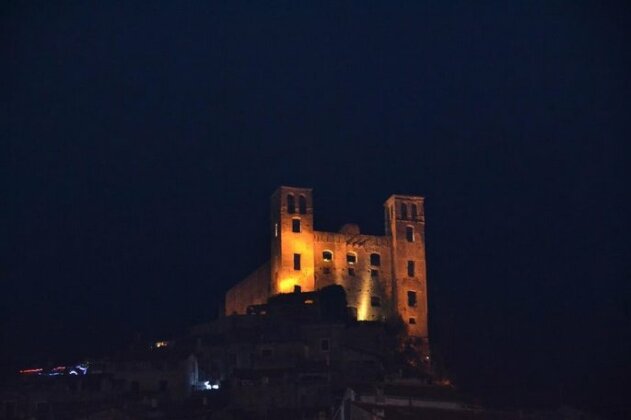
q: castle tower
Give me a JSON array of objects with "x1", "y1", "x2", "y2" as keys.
[
  {"x1": 384, "y1": 195, "x2": 428, "y2": 339},
  {"x1": 270, "y1": 186, "x2": 315, "y2": 295}
]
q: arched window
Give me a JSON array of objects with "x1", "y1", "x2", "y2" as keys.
[
  {"x1": 298, "y1": 195, "x2": 307, "y2": 214},
  {"x1": 287, "y1": 194, "x2": 295, "y2": 214},
  {"x1": 322, "y1": 250, "x2": 333, "y2": 262},
  {"x1": 370, "y1": 253, "x2": 381, "y2": 266},
  {"x1": 401, "y1": 203, "x2": 408, "y2": 220},
  {"x1": 411, "y1": 204, "x2": 418, "y2": 220},
  {"x1": 346, "y1": 252, "x2": 357, "y2": 265}
]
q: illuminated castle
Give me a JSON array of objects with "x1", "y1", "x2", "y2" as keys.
[{"x1": 225, "y1": 186, "x2": 429, "y2": 340}]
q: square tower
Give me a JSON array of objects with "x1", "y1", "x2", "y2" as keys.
[
  {"x1": 384, "y1": 195, "x2": 428, "y2": 339},
  {"x1": 270, "y1": 186, "x2": 315, "y2": 295}
]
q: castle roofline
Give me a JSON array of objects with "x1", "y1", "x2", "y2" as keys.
[
  {"x1": 384, "y1": 194, "x2": 425, "y2": 203},
  {"x1": 279, "y1": 185, "x2": 313, "y2": 190},
  {"x1": 272, "y1": 185, "x2": 313, "y2": 194}
]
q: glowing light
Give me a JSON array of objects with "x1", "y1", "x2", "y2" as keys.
[
  {"x1": 356, "y1": 276, "x2": 373, "y2": 321},
  {"x1": 203, "y1": 381, "x2": 220, "y2": 390},
  {"x1": 304, "y1": 299, "x2": 314, "y2": 304},
  {"x1": 69, "y1": 370, "x2": 78, "y2": 375},
  {"x1": 19, "y1": 368, "x2": 43, "y2": 374},
  {"x1": 278, "y1": 277, "x2": 298, "y2": 293},
  {"x1": 155, "y1": 341, "x2": 168, "y2": 348},
  {"x1": 275, "y1": 234, "x2": 316, "y2": 294}
]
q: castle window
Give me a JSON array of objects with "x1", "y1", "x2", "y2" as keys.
[
  {"x1": 401, "y1": 203, "x2": 408, "y2": 220},
  {"x1": 346, "y1": 253, "x2": 357, "y2": 265},
  {"x1": 371, "y1": 269, "x2": 379, "y2": 278},
  {"x1": 406, "y1": 226, "x2": 414, "y2": 242},
  {"x1": 370, "y1": 253, "x2": 381, "y2": 266},
  {"x1": 299, "y1": 195, "x2": 307, "y2": 214},
  {"x1": 407, "y1": 291, "x2": 417, "y2": 307},
  {"x1": 407, "y1": 261, "x2": 415, "y2": 277},
  {"x1": 294, "y1": 253, "x2": 301, "y2": 271},
  {"x1": 287, "y1": 194, "x2": 296, "y2": 214},
  {"x1": 322, "y1": 250, "x2": 333, "y2": 262},
  {"x1": 371, "y1": 296, "x2": 381, "y2": 307},
  {"x1": 411, "y1": 204, "x2": 418, "y2": 220},
  {"x1": 348, "y1": 267, "x2": 356, "y2": 277},
  {"x1": 409, "y1": 317, "x2": 416, "y2": 325},
  {"x1": 292, "y1": 218, "x2": 301, "y2": 233}
]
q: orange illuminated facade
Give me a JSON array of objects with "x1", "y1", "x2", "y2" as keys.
[{"x1": 225, "y1": 186, "x2": 429, "y2": 341}]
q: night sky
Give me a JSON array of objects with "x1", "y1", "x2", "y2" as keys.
[{"x1": 2, "y1": 1, "x2": 630, "y2": 413}]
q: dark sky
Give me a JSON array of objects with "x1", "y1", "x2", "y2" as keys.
[{"x1": 2, "y1": 0, "x2": 630, "y2": 412}]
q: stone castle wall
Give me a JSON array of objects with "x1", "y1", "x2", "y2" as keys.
[
  {"x1": 225, "y1": 262, "x2": 271, "y2": 315},
  {"x1": 224, "y1": 186, "x2": 429, "y2": 341},
  {"x1": 313, "y1": 231, "x2": 393, "y2": 321}
]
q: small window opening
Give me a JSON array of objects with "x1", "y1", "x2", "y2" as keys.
[
  {"x1": 292, "y1": 218, "x2": 301, "y2": 233},
  {"x1": 323, "y1": 250, "x2": 333, "y2": 262},
  {"x1": 407, "y1": 291, "x2": 417, "y2": 307},
  {"x1": 298, "y1": 195, "x2": 307, "y2": 214},
  {"x1": 346, "y1": 253, "x2": 357, "y2": 265},
  {"x1": 407, "y1": 261, "x2": 415, "y2": 277},
  {"x1": 401, "y1": 203, "x2": 408, "y2": 220},
  {"x1": 371, "y1": 296, "x2": 381, "y2": 307},
  {"x1": 371, "y1": 269, "x2": 379, "y2": 278},
  {"x1": 370, "y1": 253, "x2": 381, "y2": 266},
  {"x1": 323, "y1": 267, "x2": 331, "y2": 274},
  {"x1": 294, "y1": 254, "x2": 301, "y2": 271},
  {"x1": 287, "y1": 194, "x2": 296, "y2": 214},
  {"x1": 406, "y1": 226, "x2": 414, "y2": 242},
  {"x1": 409, "y1": 317, "x2": 416, "y2": 325},
  {"x1": 348, "y1": 267, "x2": 356, "y2": 277},
  {"x1": 411, "y1": 204, "x2": 418, "y2": 220}
]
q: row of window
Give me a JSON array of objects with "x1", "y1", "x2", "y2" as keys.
[
  {"x1": 323, "y1": 251, "x2": 416, "y2": 277},
  {"x1": 323, "y1": 251, "x2": 382, "y2": 265},
  {"x1": 400, "y1": 203, "x2": 419, "y2": 220},
  {"x1": 321, "y1": 266, "x2": 416, "y2": 277},
  {"x1": 294, "y1": 254, "x2": 416, "y2": 277},
  {"x1": 287, "y1": 194, "x2": 307, "y2": 214}
]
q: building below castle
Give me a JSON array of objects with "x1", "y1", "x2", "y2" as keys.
[{"x1": 225, "y1": 186, "x2": 429, "y2": 346}]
